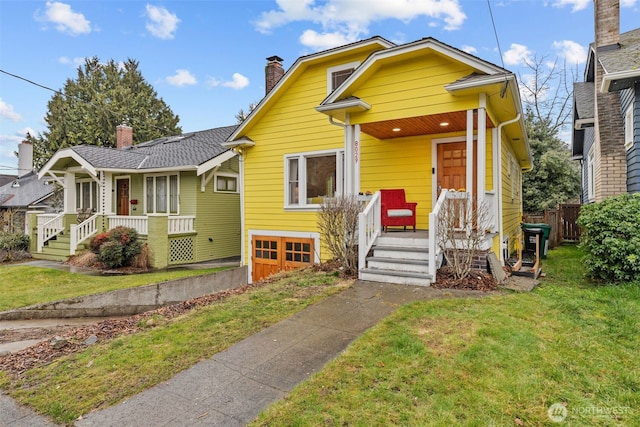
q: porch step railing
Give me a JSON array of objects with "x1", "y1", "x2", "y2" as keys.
[
  {"x1": 358, "y1": 191, "x2": 381, "y2": 270},
  {"x1": 428, "y1": 190, "x2": 450, "y2": 280},
  {"x1": 70, "y1": 214, "x2": 98, "y2": 255},
  {"x1": 37, "y1": 213, "x2": 65, "y2": 252}
]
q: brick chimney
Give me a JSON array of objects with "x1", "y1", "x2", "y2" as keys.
[
  {"x1": 265, "y1": 56, "x2": 284, "y2": 95},
  {"x1": 593, "y1": 0, "x2": 626, "y2": 200},
  {"x1": 594, "y1": 0, "x2": 620, "y2": 49},
  {"x1": 116, "y1": 124, "x2": 133, "y2": 150}
]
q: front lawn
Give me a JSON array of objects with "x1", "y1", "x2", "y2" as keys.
[
  {"x1": 0, "y1": 268, "x2": 351, "y2": 425},
  {"x1": 0, "y1": 265, "x2": 229, "y2": 311},
  {"x1": 252, "y1": 245, "x2": 640, "y2": 426}
]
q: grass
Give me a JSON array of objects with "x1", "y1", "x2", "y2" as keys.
[
  {"x1": 0, "y1": 264, "x2": 231, "y2": 311},
  {"x1": 251, "y1": 245, "x2": 640, "y2": 426},
  {"x1": 0, "y1": 267, "x2": 351, "y2": 425}
]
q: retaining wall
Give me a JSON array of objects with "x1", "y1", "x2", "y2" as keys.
[{"x1": 0, "y1": 266, "x2": 248, "y2": 320}]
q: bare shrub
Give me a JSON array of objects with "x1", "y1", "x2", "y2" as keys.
[
  {"x1": 436, "y1": 195, "x2": 493, "y2": 283},
  {"x1": 130, "y1": 243, "x2": 151, "y2": 269},
  {"x1": 317, "y1": 196, "x2": 362, "y2": 276}
]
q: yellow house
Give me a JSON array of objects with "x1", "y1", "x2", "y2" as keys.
[{"x1": 225, "y1": 36, "x2": 531, "y2": 285}]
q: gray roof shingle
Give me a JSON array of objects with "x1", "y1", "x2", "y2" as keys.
[
  {"x1": 573, "y1": 81, "x2": 594, "y2": 121},
  {"x1": 70, "y1": 126, "x2": 237, "y2": 171},
  {"x1": 0, "y1": 172, "x2": 54, "y2": 208},
  {"x1": 598, "y1": 27, "x2": 640, "y2": 75}
]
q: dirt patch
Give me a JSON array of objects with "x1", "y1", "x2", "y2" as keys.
[{"x1": 432, "y1": 266, "x2": 498, "y2": 292}]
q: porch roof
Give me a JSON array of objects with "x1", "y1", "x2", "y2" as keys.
[{"x1": 39, "y1": 126, "x2": 238, "y2": 178}]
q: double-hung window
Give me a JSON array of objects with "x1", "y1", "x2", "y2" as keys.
[
  {"x1": 145, "y1": 174, "x2": 179, "y2": 214},
  {"x1": 215, "y1": 174, "x2": 238, "y2": 193},
  {"x1": 285, "y1": 150, "x2": 344, "y2": 208},
  {"x1": 76, "y1": 180, "x2": 98, "y2": 211}
]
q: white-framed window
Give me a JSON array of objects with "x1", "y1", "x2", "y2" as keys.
[
  {"x1": 76, "y1": 180, "x2": 98, "y2": 211},
  {"x1": 326, "y1": 61, "x2": 359, "y2": 93},
  {"x1": 625, "y1": 104, "x2": 634, "y2": 151},
  {"x1": 587, "y1": 145, "x2": 595, "y2": 201},
  {"x1": 215, "y1": 173, "x2": 238, "y2": 193},
  {"x1": 145, "y1": 173, "x2": 179, "y2": 214},
  {"x1": 285, "y1": 149, "x2": 344, "y2": 208}
]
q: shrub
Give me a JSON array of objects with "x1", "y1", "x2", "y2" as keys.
[
  {"x1": 0, "y1": 232, "x2": 30, "y2": 252},
  {"x1": 577, "y1": 193, "x2": 640, "y2": 282},
  {"x1": 90, "y1": 232, "x2": 110, "y2": 253},
  {"x1": 93, "y1": 227, "x2": 143, "y2": 269},
  {"x1": 317, "y1": 196, "x2": 362, "y2": 276}
]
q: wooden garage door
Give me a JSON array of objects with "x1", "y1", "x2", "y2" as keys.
[{"x1": 252, "y1": 236, "x2": 314, "y2": 282}]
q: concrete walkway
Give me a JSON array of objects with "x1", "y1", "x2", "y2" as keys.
[{"x1": 1, "y1": 281, "x2": 494, "y2": 427}]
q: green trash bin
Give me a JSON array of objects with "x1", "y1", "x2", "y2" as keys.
[{"x1": 522, "y1": 223, "x2": 551, "y2": 258}]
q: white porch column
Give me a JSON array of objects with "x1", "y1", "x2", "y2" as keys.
[
  {"x1": 64, "y1": 171, "x2": 75, "y2": 213},
  {"x1": 466, "y1": 109, "x2": 474, "y2": 198},
  {"x1": 344, "y1": 122, "x2": 354, "y2": 196},
  {"x1": 477, "y1": 93, "x2": 487, "y2": 206},
  {"x1": 353, "y1": 124, "x2": 361, "y2": 195},
  {"x1": 102, "y1": 172, "x2": 113, "y2": 214}
]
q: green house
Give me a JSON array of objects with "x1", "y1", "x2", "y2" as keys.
[{"x1": 32, "y1": 125, "x2": 241, "y2": 268}]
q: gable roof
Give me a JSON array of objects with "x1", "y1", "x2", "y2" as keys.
[
  {"x1": 0, "y1": 171, "x2": 54, "y2": 208},
  {"x1": 39, "y1": 126, "x2": 238, "y2": 178},
  {"x1": 225, "y1": 36, "x2": 395, "y2": 145}
]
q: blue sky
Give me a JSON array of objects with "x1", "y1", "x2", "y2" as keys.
[{"x1": 1, "y1": 0, "x2": 639, "y2": 175}]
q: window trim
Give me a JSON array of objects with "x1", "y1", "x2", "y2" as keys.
[
  {"x1": 143, "y1": 173, "x2": 180, "y2": 215},
  {"x1": 625, "y1": 104, "x2": 634, "y2": 151},
  {"x1": 214, "y1": 173, "x2": 239, "y2": 193},
  {"x1": 326, "y1": 61, "x2": 359, "y2": 94},
  {"x1": 75, "y1": 179, "x2": 98, "y2": 212},
  {"x1": 284, "y1": 149, "x2": 344, "y2": 211},
  {"x1": 587, "y1": 145, "x2": 595, "y2": 201}
]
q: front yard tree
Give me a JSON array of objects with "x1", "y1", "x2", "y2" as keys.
[{"x1": 28, "y1": 57, "x2": 181, "y2": 167}]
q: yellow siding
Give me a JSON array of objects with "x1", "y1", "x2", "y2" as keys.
[
  {"x1": 501, "y1": 141, "x2": 523, "y2": 256},
  {"x1": 351, "y1": 55, "x2": 477, "y2": 122},
  {"x1": 360, "y1": 133, "x2": 432, "y2": 229}
]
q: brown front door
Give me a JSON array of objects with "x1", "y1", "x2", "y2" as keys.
[
  {"x1": 437, "y1": 142, "x2": 467, "y2": 193},
  {"x1": 251, "y1": 235, "x2": 314, "y2": 282},
  {"x1": 117, "y1": 179, "x2": 130, "y2": 216}
]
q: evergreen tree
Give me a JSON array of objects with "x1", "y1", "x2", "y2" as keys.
[
  {"x1": 28, "y1": 57, "x2": 181, "y2": 167},
  {"x1": 522, "y1": 109, "x2": 581, "y2": 213}
]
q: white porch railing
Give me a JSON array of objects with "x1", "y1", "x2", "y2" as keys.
[
  {"x1": 428, "y1": 190, "x2": 449, "y2": 281},
  {"x1": 107, "y1": 215, "x2": 196, "y2": 235},
  {"x1": 70, "y1": 214, "x2": 98, "y2": 255},
  {"x1": 37, "y1": 213, "x2": 65, "y2": 252},
  {"x1": 168, "y1": 216, "x2": 195, "y2": 234},
  {"x1": 108, "y1": 216, "x2": 149, "y2": 235},
  {"x1": 358, "y1": 191, "x2": 381, "y2": 271}
]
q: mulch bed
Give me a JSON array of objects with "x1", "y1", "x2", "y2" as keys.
[{"x1": 432, "y1": 266, "x2": 499, "y2": 292}]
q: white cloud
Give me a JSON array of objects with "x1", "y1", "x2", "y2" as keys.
[
  {"x1": 553, "y1": 40, "x2": 587, "y2": 65},
  {"x1": 166, "y1": 70, "x2": 197, "y2": 87},
  {"x1": 621, "y1": 0, "x2": 637, "y2": 7},
  {"x1": 299, "y1": 30, "x2": 353, "y2": 51},
  {"x1": 206, "y1": 77, "x2": 221, "y2": 88},
  {"x1": 145, "y1": 4, "x2": 180, "y2": 40},
  {"x1": 59, "y1": 56, "x2": 86, "y2": 67},
  {"x1": 0, "y1": 99, "x2": 22, "y2": 122},
  {"x1": 255, "y1": 0, "x2": 466, "y2": 51},
  {"x1": 503, "y1": 43, "x2": 533, "y2": 66},
  {"x1": 222, "y1": 73, "x2": 250, "y2": 90},
  {"x1": 552, "y1": 0, "x2": 591, "y2": 12},
  {"x1": 37, "y1": 1, "x2": 91, "y2": 35},
  {"x1": 461, "y1": 45, "x2": 477, "y2": 55}
]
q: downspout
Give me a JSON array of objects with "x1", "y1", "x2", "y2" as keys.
[
  {"x1": 238, "y1": 150, "x2": 246, "y2": 270},
  {"x1": 496, "y1": 113, "x2": 521, "y2": 263}
]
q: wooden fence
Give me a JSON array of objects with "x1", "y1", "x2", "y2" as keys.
[{"x1": 523, "y1": 204, "x2": 582, "y2": 249}]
